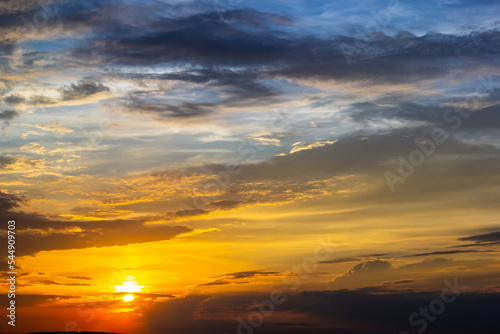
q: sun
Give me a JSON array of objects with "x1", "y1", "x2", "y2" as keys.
[
  {"x1": 115, "y1": 275, "x2": 143, "y2": 302},
  {"x1": 123, "y1": 294, "x2": 135, "y2": 302}
]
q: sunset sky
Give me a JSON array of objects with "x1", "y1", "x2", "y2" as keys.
[{"x1": 1, "y1": 0, "x2": 500, "y2": 333}]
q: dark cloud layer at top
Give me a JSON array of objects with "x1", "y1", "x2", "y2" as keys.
[
  {"x1": 1, "y1": 2, "x2": 498, "y2": 127},
  {"x1": 0, "y1": 1, "x2": 497, "y2": 105},
  {"x1": 0, "y1": 1, "x2": 485, "y2": 96},
  {"x1": 72, "y1": 9, "x2": 500, "y2": 85}
]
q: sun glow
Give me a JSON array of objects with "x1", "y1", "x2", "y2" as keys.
[
  {"x1": 114, "y1": 275, "x2": 144, "y2": 293},
  {"x1": 115, "y1": 275, "x2": 143, "y2": 302}
]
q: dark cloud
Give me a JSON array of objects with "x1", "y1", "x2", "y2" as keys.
[
  {"x1": 326, "y1": 258, "x2": 500, "y2": 291},
  {"x1": 417, "y1": 231, "x2": 500, "y2": 256},
  {"x1": 3, "y1": 93, "x2": 25, "y2": 104},
  {"x1": 236, "y1": 129, "x2": 498, "y2": 195},
  {"x1": 0, "y1": 192, "x2": 191, "y2": 256},
  {"x1": 3, "y1": 4, "x2": 498, "y2": 124},
  {"x1": 157, "y1": 125, "x2": 500, "y2": 223},
  {"x1": 76, "y1": 9, "x2": 298, "y2": 66},
  {"x1": 196, "y1": 280, "x2": 233, "y2": 287},
  {"x1": 0, "y1": 294, "x2": 76, "y2": 309},
  {"x1": 209, "y1": 200, "x2": 241, "y2": 210},
  {"x1": 128, "y1": 100, "x2": 214, "y2": 118},
  {"x1": 70, "y1": 7, "x2": 500, "y2": 86},
  {"x1": 404, "y1": 249, "x2": 496, "y2": 257},
  {"x1": 29, "y1": 279, "x2": 91, "y2": 286},
  {"x1": 116, "y1": 68, "x2": 280, "y2": 119},
  {"x1": 453, "y1": 241, "x2": 500, "y2": 248},
  {"x1": 66, "y1": 276, "x2": 92, "y2": 280},
  {"x1": 164, "y1": 200, "x2": 240, "y2": 220},
  {"x1": 1, "y1": 3, "x2": 499, "y2": 94},
  {"x1": 0, "y1": 271, "x2": 28, "y2": 280},
  {"x1": 10, "y1": 218, "x2": 190, "y2": 257},
  {"x1": 232, "y1": 128, "x2": 500, "y2": 183},
  {"x1": 0, "y1": 79, "x2": 11, "y2": 95},
  {"x1": 459, "y1": 231, "x2": 500, "y2": 243},
  {"x1": 28, "y1": 95, "x2": 57, "y2": 105},
  {"x1": 383, "y1": 279, "x2": 415, "y2": 285},
  {"x1": 329, "y1": 260, "x2": 392, "y2": 288},
  {"x1": 198, "y1": 270, "x2": 282, "y2": 287},
  {"x1": 319, "y1": 253, "x2": 389, "y2": 264},
  {"x1": 0, "y1": 41, "x2": 15, "y2": 55},
  {"x1": 213, "y1": 270, "x2": 281, "y2": 279},
  {"x1": 0, "y1": 156, "x2": 16, "y2": 167},
  {"x1": 276, "y1": 322, "x2": 318, "y2": 327},
  {"x1": 0, "y1": 107, "x2": 19, "y2": 128},
  {"x1": 0, "y1": 190, "x2": 24, "y2": 213},
  {"x1": 349, "y1": 101, "x2": 500, "y2": 132},
  {"x1": 0, "y1": 0, "x2": 114, "y2": 43},
  {"x1": 168, "y1": 207, "x2": 210, "y2": 219},
  {"x1": 349, "y1": 101, "x2": 445, "y2": 123},
  {"x1": 0, "y1": 109, "x2": 19, "y2": 120},
  {"x1": 146, "y1": 294, "x2": 223, "y2": 334},
  {"x1": 61, "y1": 81, "x2": 109, "y2": 101},
  {"x1": 144, "y1": 290, "x2": 500, "y2": 334},
  {"x1": 271, "y1": 30, "x2": 500, "y2": 83},
  {"x1": 118, "y1": 68, "x2": 279, "y2": 101}
]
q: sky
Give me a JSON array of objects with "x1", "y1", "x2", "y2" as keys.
[{"x1": 0, "y1": 0, "x2": 500, "y2": 333}]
